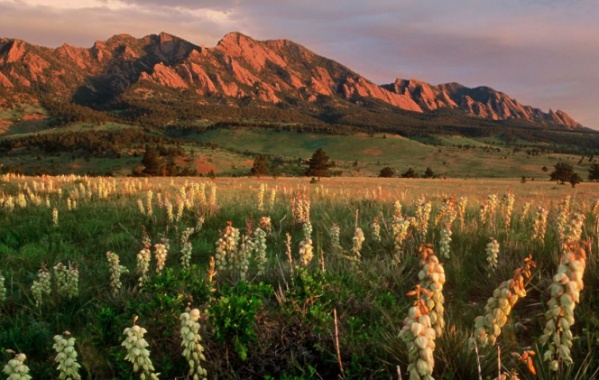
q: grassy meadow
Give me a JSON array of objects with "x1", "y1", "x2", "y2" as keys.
[{"x1": 0, "y1": 175, "x2": 598, "y2": 379}]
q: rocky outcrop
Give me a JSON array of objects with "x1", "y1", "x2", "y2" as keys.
[
  {"x1": 384, "y1": 79, "x2": 581, "y2": 128},
  {"x1": 0, "y1": 31, "x2": 583, "y2": 129}
]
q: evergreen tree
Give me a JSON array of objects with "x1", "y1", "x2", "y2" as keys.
[
  {"x1": 588, "y1": 163, "x2": 599, "y2": 181},
  {"x1": 141, "y1": 145, "x2": 166, "y2": 176},
  {"x1": 423, "y1": 167, "x2": 434, "y2": 178},
  {"x1": 251, "y1": 155, "x2": 270, "y2": 177},
  {"x1": 570, "y1": 173, "x2": 583, "y2": 188},
  {"x1": 305, "y1": 148, "x2": 331, "y2": 179},
  {"x1": 378, "y1": 167, "x2": 395, "y2": 178},
  {"x1": 401, "y1": 167, "x2": 418, "y2": 178},
  {"x1": 550, "y1": 161, "x2": 575, "y2": 185}
]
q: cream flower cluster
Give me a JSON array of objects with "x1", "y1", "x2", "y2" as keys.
[
  {"x1": 329, "y1": 224, "x2": 341, "y2": 252},
  {"x1": 215, "y1": 222, "x2": 240, "y2": 271},
  {"x1": 180, "y1": 308, "x2": 208, "y2": 380},
  {"x1": 3, "y1": 352, "x2": 31, "y2": 380},
  {"x1": 136, "y1": 248, "x2": 151, "y2": 288},
  {"x1": 418, "y1": 245, "x2": 446, "y2": 337},
  {"x1": 371, "y1": 216, "x2": 381, "y2": 243},
  {"x1": 106, "y1": 251, "x2": 122, "y2": 296},
  {"x1": 53, "y1": 332, "x2": 81, "y2": 380},
  {"x1": 31, "y1": 267, "x2": 51, "y2": 307},
  {"x1": 253, "y1": 227, "x2": 268, "y2": 275},
  {"x1": 399, "y1": 285, "x2": 436, "y2": 380},
  {"x1": 154, "y1": 243, "x2": 168, "y2": 274},
  {"x1": 485, "y1": 238, "x2": 500, "y2": 275},
  {"x1": 532, "y1": 207, "x2": 548, "y2": 243},
  {"x1": 351, "y1": 227, "x2": 365, "y2": 260},
  {"x1": 539, "y1": 243, "x2": 586, "y2": 371},
  {"x1": 122, "y1": 318, "x2": 159, "y2": 380},
  {"x1": 299, "y1": 223, "x2": 314, "y2": 266},
  {"x1": 471, "y1": 255, "x2": 535, "y2": 349}
]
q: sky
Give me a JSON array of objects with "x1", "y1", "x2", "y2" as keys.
[{"x1": 1, "y1": 0, "x2": 598, "y2": 129}]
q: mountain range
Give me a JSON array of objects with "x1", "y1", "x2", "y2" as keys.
[{"x1": 0, "y1": 31, "x2": 582, "y2": 129}]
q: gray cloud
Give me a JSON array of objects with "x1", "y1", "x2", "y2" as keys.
[{"x1": 0, "y1": 0, "x2": 598, "y2": 128}]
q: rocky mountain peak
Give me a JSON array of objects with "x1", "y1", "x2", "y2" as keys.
[{"x1": 0, "y1": 31, "x2": 584, "y2": 129}]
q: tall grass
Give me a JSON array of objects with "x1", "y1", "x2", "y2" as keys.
[{"x1": 0, "y1": 174, "x2": 598, "y2": 378}]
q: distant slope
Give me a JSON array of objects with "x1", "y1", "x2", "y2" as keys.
[{"x1": 0, "y1": 31, "x2": 582, "y2": 130}]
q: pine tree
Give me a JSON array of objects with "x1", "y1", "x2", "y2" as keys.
[
  {"x1": 251, "y1": 155, "x2": 270, "y2": 177},
  {"x1": 305, "y1": 148, "x2": 330, "y2": 179}
]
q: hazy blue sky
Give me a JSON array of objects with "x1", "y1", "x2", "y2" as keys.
[{"x1": 1, "y1": 0, "x2": 598, "y2": 129}]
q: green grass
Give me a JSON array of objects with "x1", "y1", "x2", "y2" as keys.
[
  {"x1": 0, "y1": 176, "x2": 598, "y2": 379},
  {"x1": 187, "y1": 128, "x2": 592, "y2": 179}
]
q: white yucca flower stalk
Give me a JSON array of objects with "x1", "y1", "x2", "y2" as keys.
[
  {"x1": 208, "y1": 183, "x2": 217, "y2": 212},
  {"x1": 592, "y1": 199, "x2": 599, "y2": 217},
  {"x1": 438, "y1": 226, "x2": 452, "y2": 259},
  {"x1": 17, "y1": 193, "x2": 27, "y2": 208},
  {"x1": 181, "y1": 227, "x2": 195, "y2": 246},
  {"x1": 487, "y1": 193, "x2": 499, "y2": 227},
  {"x1": 269, "y1": 188, "x2": 276, "y2": 209},
  {"x1": 106, "y1": 251, "x2": 122, "y2": 296},
  {"x1": 197, "y1": 183, "x2": 207, "y2": 206},
  {"x1": 520, "y1": 202, "x2": 531, "y2": 225},
  {"x1": 164, "y1": 199, "x2": 173, "y2": 224},
  {"x1": 154, "y1": 243, "x2": 168, "y2": 274},
  {"x1": 394, "y1": 200, "x2": 402, "y2": 219},
  {"x1": 175, "y1": 199, "x2": 185, "y2": 223},
  {"x1": 66, "y1": 263, "x2": 79, "y2": 299},
  {"x1": 137, "y1": 199, "x2": 145, "y2": 215},
  {"x1": 392, "y1": 217, "x2": 411, "y2": 261},
  {"x1": 299, "y1": 222, "x2": 314, "y2": 266},
  {"x1": 414, "y1": 197, "x2": 432, "y2": 242},
  {"x1": 3, "y1": 352, "x2": 31, "y2": 380},
  {"x1": 351, "y1": 227, "x2": 365, "y2": 260},
  {"x1": 434, "y1": 197, "x2": 457, "y2": 227},
  {"x1": 471, "y1": 255, "x2": 535, "y2": 349},
  {"x1": 556, "y1": 196, "x2": 571, "y2": 243},
  {"x1": 563, "y1": 213, "x2": 585, "y2": 246},
  {"x1": 540, "y1": 242, "x2": 586, "y2": 371},
  {"x1": 501, "y1": 192, "x2": 515, "y2": 232},
  {"x1": 532, "y1": 206, "x2": 549, "y2": 243},
  {"x1": 253, "y1": 227, "x2": 268, "y2": 275},
  {"x1": 54, "y1": 262, "x2": 69, "y2": 298},
  {"x1": 53, "y1": 332, "x2": 81, "y2": 380},
  {"x1": 195, "y1": 216, "x2": 205, "y2": 233},
  {"x1": 180, "y1": 308, "x2": 208, "y2": 380},
  {"x1": 418, "y1": 245, "x2": 446, "y2": 337},
  {"x1": 486, "y1": 238, "x2": 500, "y2": 275},
  {"x1": 399, "y1": 285, "x2": 436, "y2": 380},
  {"x1": 329, "y1": 224, "x2": 341, "y2": 252},
  {"x1": 31, "y1": 266, "x2": 52, "y2": 307},
  {"x1": 122, "y1": 317, "x2": 159, "y2": 380},
  {"x1": 292, "y1": 190, "x2": 310, "y2": 224},
  {"x1": 136, "y1": 248, "x2": 151, "y2": 288},
  {"x1": 156, "y1": 192, "x2": 163, "y2": 209},
  {"x1": 4, "y1": 196, "x2": 15, "y2": 211},
  {"x1": 52, "y1": 207, "x2": 59, "y2": 227},
  {"x1": 181, "y1": 242, "x2": 193, "y2": 270},
  {"x1": 257, "y1": 184, "x2": 266, "y2": 211},
  {"x1": 371, "y1": 215, "x2": 381, "y2": 243},
  {"x1": 146, "y1": 190, "x2": 153, "y2": 217},
  {"x1": 0, "y1": 271, "x2": 7, "y2": 303},
  {"x1": 237, "y1": 233, "x2": 254, "y2": 280},
  {"x1": 215, "y1": 222, "x2": 240, "y2": 272}
]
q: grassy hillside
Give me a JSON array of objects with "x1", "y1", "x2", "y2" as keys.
[{"x1": 188, "y1": 128, "x2": 591, "y2": 179}]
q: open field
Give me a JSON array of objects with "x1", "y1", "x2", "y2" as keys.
[{"x1": 0, "y1": 175, "x2": 598, "y2": 379}]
